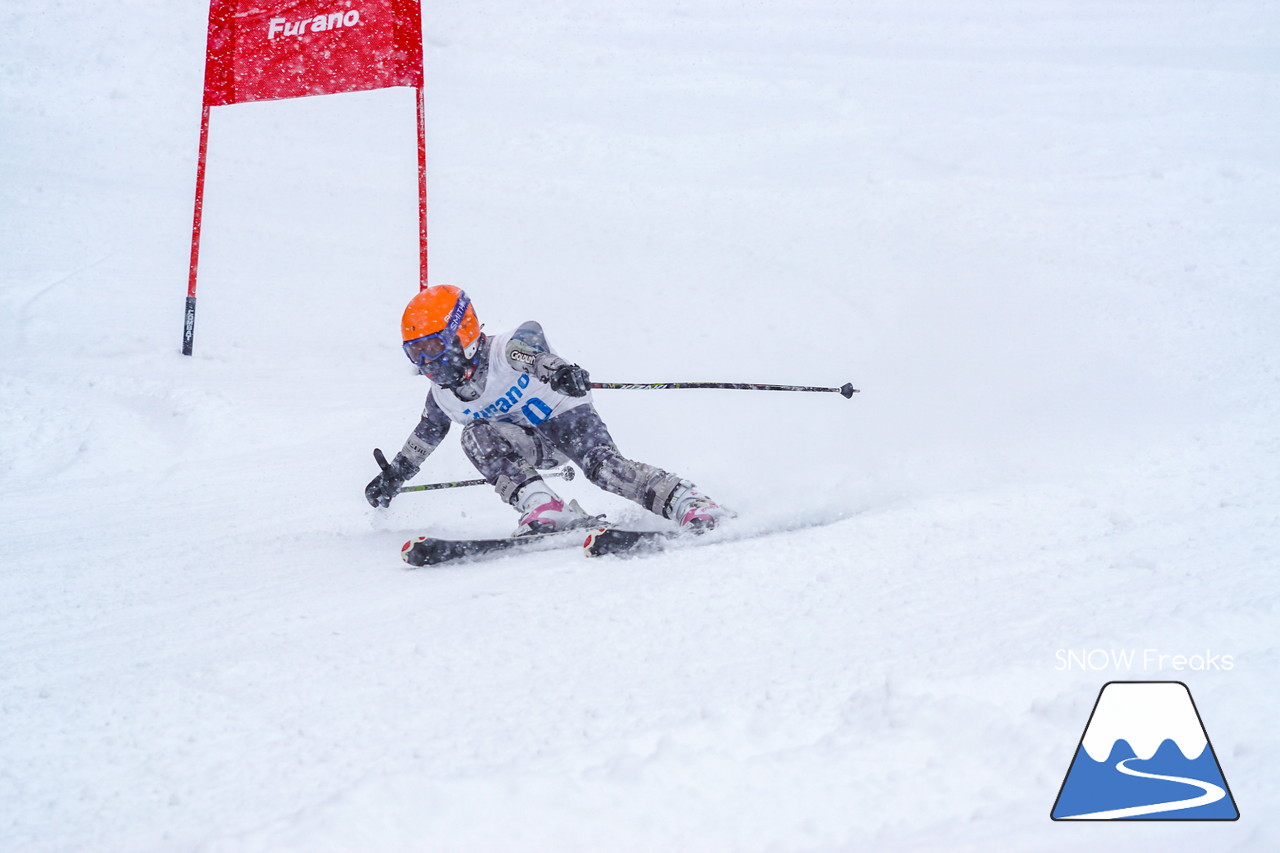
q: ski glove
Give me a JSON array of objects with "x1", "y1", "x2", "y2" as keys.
[
  {"x1": 549, "y1": 363, "x2": 591, "y2": 397},
  {"x1": 365, "y1": 454, "x2": 417, "y2": 508}
]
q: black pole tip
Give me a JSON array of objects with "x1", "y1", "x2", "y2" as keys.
[
  {"x1": 839, "y1": 382, "x2": 859, "y2": 398},
  {"x1": 563, "y1": 466, "x2": 576, "y2": 481}
]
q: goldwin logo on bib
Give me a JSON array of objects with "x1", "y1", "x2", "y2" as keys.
[{"x1": 268, "y1": 9, "x2": 362, "y2": 40}]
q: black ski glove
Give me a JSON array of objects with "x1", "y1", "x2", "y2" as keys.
[
  {"x1": 365, "y1": 454, "x2": 417, "y2": 508},
  {"x1": 549, "y1": 363, "x2": 591, "y2": 397}
]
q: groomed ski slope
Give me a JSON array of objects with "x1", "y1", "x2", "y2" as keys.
[{"x1": 2, "y1": 1, "x2": 1277, "y2": 850}]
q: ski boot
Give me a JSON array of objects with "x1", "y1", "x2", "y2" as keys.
[
  {"x1": 668, "y1": 482, "x2": 732, "y2": 533},
  {"x1": 513, "y1": 493, "x2": 601, "y2": 537}
]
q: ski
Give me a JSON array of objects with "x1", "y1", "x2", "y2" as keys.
[
  {"x1": 404, "y1": 519, "x2": 742, "y2": 566},
  {"x1": 401, "y1": 528, "x2": 590, "y2": 567},
  {"x1": 582, "y1": 527, "x2": 682, "y2": 558}
]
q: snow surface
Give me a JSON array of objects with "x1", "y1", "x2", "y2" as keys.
[{"x1": 2, "y1": 0, "x2": 1278, "y2": 850}]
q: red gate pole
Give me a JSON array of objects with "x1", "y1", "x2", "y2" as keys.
[
  {"x1": 416, "y1": 84, "x2": 428, "y2": 288},
  {"x1": 183, "y1": 103, "x2": 212, "y2": 356}
]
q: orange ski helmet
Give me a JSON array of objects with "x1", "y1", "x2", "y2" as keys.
[{"x1": 401, "y1": 285, "x2": 482, "y2": 385}]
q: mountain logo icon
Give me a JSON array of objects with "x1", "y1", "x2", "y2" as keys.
[{"x1": 1051, "y1": 681, "x2": 1239, "y2": 820}]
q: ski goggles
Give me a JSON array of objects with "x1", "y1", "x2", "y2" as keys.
[{"x1": 402, "y1": 294, "x2": 471, "y2": 365}]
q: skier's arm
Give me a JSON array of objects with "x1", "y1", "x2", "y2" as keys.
[
  {"x1": 397, "y1": 394, "x2": 452, "y2": 473},
  {"x1": 365, "y1": 396, "x2": 452, "y2": 507},
  {"x1": 505, "y1": 321, "x2": 591, "y2": 396}
]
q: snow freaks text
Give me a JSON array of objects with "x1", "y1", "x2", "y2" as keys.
[{"x1": 1055, "y1": 649, "x2": 1235, "y2": 672}]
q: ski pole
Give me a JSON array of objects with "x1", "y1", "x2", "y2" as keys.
[
  {"x1": 590, "y1": 381, "x2": 859, "y2": 398},
  {"x1": 400, "y1": 466, "x2": 575, "y2": 494},
  {"x1": 373, "y1": 448, "x2": 574, "y2": 493}
]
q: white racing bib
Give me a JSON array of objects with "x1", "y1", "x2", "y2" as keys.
[{"x1": 429, "y1": 329, "x2": 591, "y2": 428}]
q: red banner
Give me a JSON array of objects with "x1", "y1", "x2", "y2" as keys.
[
  {"x1": 185, "y1": 0, "x2": 427, "y2": 355},
  {"x1": 203, "y1": 0, "x2": 423, "y2": 106}
]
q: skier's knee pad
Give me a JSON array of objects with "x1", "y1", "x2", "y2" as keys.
[
  {"x1": 581, "y1": 446, "x2": 686, "y2": 516},
  {"x1": 460, "y1": 421, "x2": 540, "y2": 504},
  {"x1": 460, "y1": 420, "x2": 515, "y2": 466}
]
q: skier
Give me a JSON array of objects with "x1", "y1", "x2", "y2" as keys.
[{"x1": 365, "y1": 285, "x2": 729, "y2": 536}]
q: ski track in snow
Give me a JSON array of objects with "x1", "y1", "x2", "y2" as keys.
[{"x1": 2, "y1": 0, "x2": 1278, "y2": 850}]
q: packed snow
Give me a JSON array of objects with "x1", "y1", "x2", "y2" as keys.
[{"x1": 2, "y1": 0, "x2": 1277, "y2": 850}]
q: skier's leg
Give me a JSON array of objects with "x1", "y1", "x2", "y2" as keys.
[
  {"x1": 459, "y1": 420, "x2": 593, "y2": 535},
  {"x1": 539, "y1": 405, "x2": 729, "y2": 530}
]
